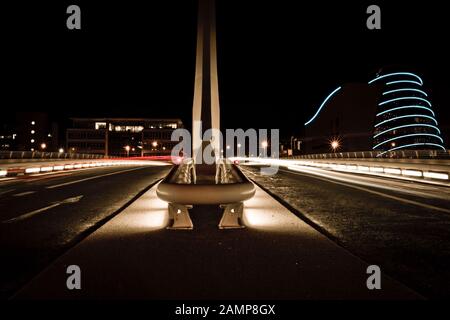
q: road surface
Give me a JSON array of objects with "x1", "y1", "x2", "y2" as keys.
[
  {"x1": 0, "y1": 164, "x2": 171, "y2": 298},
  {"x1": 240, "y1": 164, "x2": 450, "y2": 298}
]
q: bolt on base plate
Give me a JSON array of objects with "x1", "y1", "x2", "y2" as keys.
[
  {"x1": 219, "y1": 202, "x2": 245, "y2": 229},
  {"x1": 167, "y1": 203, "x2": 193, "y2": 230}
]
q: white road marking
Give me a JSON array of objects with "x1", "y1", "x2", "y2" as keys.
[
  {"x1": 2, "y1": 195, "x2": 84, "y2": 223},
  {"x1": 12, "y1": 191, "x2": 36, "y2": 197},
  {"x1": 0, "y1": 188, "x2": 16, "y2": 196},
  {"x1": 46, "y1": 167, "x2": 146, "y2": 189}
]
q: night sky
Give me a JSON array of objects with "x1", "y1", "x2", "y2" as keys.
[{"x1": 2, "y1": 0, "x2": 449, "y2": 140}]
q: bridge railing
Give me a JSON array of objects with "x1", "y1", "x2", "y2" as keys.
[
  {"x1": 0, "y1": 150, "x2": 112, "y2": 160},
  {"x1": 288, "y1": 149, "x2": 450, "y2": 160}
]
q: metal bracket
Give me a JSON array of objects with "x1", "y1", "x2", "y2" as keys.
[
  {"x1": 167, "y1": 203, "x2": 194, "y2": 230},
  {"x1": 218, "y1": 202, "x2": 245, "y2": 229}
]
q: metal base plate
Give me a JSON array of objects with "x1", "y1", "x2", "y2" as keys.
[
  {"x1": 167, "y1": 203, "x2": 193, "y2": 230},
  {"x1": 218, "y1": 202, "x2": 245, "y2": 229}
]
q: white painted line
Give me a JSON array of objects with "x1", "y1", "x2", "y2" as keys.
[
  {"x1": 25, "y1": 167, "x2": 41, "y2": 174},
  {"x1": 12, "y1": 191, "x2": 36, "y2": 197},
  {"x1": 0, "y1": 188, "x2": 16, "y2": 196},
  {"x1": 46, "y1": 167, "x2": 146, "y2": 189},
  {"x1": 2, "y1": 195, "x2": 83, "y2": 223},
  {"x1": 423, "y1": 171, "x2": 449, "y2": 180}
]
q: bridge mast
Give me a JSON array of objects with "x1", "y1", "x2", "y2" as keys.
[{"x1": 192, "y1": 0, "x2": 221, "y2": 162}]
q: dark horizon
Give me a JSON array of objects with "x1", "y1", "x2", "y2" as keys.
[{"x1": 2, "y1": 0, "x2": 450, "y2": 140}]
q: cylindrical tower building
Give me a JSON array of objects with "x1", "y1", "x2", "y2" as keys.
[{"x1": 369, "y1": 71, "x2": 445, "y2": 155}]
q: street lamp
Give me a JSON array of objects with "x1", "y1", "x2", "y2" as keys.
[
  {"x1": 58, "y1": 148, "x2": 64, "y2": 153},
  {"x1": 40, "y1": 143, "x2": 47, "y2": 150},
  {"x1": 330, "y1": 140, "x2": 339, "y2": 152},
  {"x1": 261, "y1": 141, "x2": 268, "y2": 157},
  {"x1": 124, "y1": 145, "x2": 130, "y2": 157}
]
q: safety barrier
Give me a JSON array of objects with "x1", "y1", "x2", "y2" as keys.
[{"x1": 0, "y1": 159, "x2": 168, "y2": 177}]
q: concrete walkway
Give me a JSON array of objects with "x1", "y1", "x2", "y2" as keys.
[{"x1": 15, "y1": 184, "x2": 421, "y2": 299}]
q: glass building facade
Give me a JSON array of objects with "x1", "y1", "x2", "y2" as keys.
[{"x1": 369, "y1": 72, "x2": 445, "y2": 155}]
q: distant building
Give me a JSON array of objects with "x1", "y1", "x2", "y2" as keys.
[
  {"x1": 66, "y1": 118, "x2": 183, "y2": 156},
  {"x1": 369, "y1": 72, "x2": 444, "y2": 156},
  {"x1": 302, "y1": 71, "x2": 446, "y2": 155},
  {"x1": 0, "y1": 123, "x2": 17, "y2": 151},
  {"x1": 14, "y1": 112, "x2": 59, "y2": 152},
  {"x1": 302, "y1": 83, "x2": 381, "y2": 154}
]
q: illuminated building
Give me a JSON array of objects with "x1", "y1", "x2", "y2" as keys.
[
  {"x1": 303, "y1": 83, "x2": 380, "y2": 153},
  {"x1": 14, "y1": 112, "x2": 59, "y2": 152},
  {"x1": 302, "y1": 71, "x2": 446, "y2": 154},
  {"x1": 369, "y1": 72, "x2": 445, "y2": 155},
  {"x1": 66, "y1": 118, "x2": 183, "y2": 156}
]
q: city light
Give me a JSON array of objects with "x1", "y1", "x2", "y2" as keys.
[
  {"x1": 40, "y1": 143, "x2": 47, "y2": 150},
  {"x1": 152, "y1": 141, "x2": 158, "y2": 148},
  {"x1": 368, "y1": 72, "x2": 423, "y2": 85},
  {"x1": 373, "y1": 133, "x2": 444, "y2": 149},
  {"x1": 374, "y1": 124, "x2": 441, "y2": 138},
  {"x1": 261, "y1": 141, "x2": 268, "y2": 148},
  {"x1": 304, "y1": 86, "x2": 342, "y2": 126},
  {"x1": 382, "y1": 88, "x2": 428, "y2": 97},
  {"x1": 379, "y1": 96, "x2": 432, "y2": 107},
  {"x1": 375, "y1": 114, "x2": 438, "y2": 127},
  {"x1": 371, "y1": 71, "x2": 444, "y2": 155},
  {"x1": 31, "y1": 121, "x2": 35, "y2": 125},
  {"x1": 58, "y1": 148, "x2": 64, "y2": 153},
  {"x1": 331, "y1": 140, "x2": 340, "y2": 151},
  {"x1": 386, "y1": 80, "x2": 422, "y2": 86},
  {"x1": 376, "y1": 105, "x2": 435, "y2": 117},
  {"x1": 31, "y1": 130, "x2": 35, "y2": 134}
]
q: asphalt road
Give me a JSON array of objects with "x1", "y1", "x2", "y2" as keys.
[
  {"x1": 0, "y1": 164, "x2": 171, "y2": 298},
  {"x1": 241, "y1": 164, "x2": 450, "y2": 298}
]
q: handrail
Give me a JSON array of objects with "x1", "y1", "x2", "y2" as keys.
[
  {"x1": 0, "y1": 150, "x2": 117, "y2": 160},
  {"x1": 286, "y1": 149, "x2": 450, "y2": 160}
]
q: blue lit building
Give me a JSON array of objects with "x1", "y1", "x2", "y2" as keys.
[
  {"x1": 369, "y1": 72, "x2": 445, "y2": 155},
  {"x1": 302, "y1": 71, "x2": 446, "y2": 155}
]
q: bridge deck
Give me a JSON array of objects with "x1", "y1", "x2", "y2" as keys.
[{"x1": 14, "y1": 184, "x2": 420, "y2": 299}]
